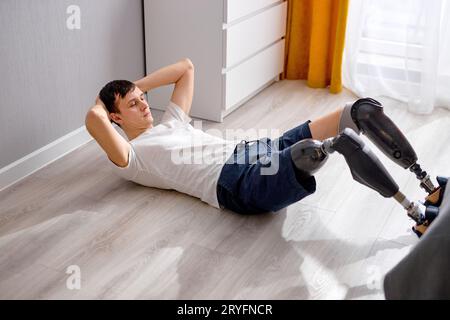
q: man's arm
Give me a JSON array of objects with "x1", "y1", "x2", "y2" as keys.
[
  {"x1": 85, "y1": 98, "x2": 130, "y2": 168},
  {"x1": 134, "y1": 58, "x2": 194, "y2": 115}
]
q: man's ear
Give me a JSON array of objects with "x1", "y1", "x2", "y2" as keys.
[{"x1": 109, "y1": 112, "x2": 123, "y2": 126}]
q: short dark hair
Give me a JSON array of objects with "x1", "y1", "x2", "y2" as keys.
[{"x1": 99, "y1": 80, "x2": 136, "y2": 126}]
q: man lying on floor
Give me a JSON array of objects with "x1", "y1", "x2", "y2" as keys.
[{"x1": 85, "y1": 59, "x2": 396, "y2": 215}]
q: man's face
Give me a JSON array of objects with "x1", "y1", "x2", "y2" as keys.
[{"x1": 111, "y1": 87, "x2": 153, "y2": 130}]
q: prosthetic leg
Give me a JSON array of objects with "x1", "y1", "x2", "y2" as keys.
[
  {"x1": 291, "y1": 98, "x2": 445, "y2": 237},
  {"x1": 339, "y1": 98, "x2": 440, "y2": 198},
  {"x1": 291, "y1": 129, "x2": 426, "y2": 229}
]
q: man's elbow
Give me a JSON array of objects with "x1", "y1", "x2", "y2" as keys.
[
  {"x1": 183, "y1": 58, "x2": 194, "y2": 71},
  {"x1": 85, "y1": 109, "x2": 106, "y2": 133},
  {"x1": 85, "y1": 110, "x2": 94, "y2": 126},
  {"x1": 85, "y1": 109, "x2": 99, "y2": 125},
  {"x1": 85, "y1": 110, "x2": 98, "y2": 136}
]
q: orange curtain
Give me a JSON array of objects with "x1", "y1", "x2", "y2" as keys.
[{"x1": 282, "y1": 0, "x2": 349, "y2": 93}]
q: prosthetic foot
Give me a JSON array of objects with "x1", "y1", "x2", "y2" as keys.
[{"x1": 412, "y1": 176, "x2": 447, "y2": 237}]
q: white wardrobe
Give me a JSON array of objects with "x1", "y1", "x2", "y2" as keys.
[{"x1": 144, "y1": 0, "x2": 287, "y2": 122}]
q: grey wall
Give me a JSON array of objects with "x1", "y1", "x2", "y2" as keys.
[{"x1": 0, "y1": 0, "x2": 145, "y2": 169}]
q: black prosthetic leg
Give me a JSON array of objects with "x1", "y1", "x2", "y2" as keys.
[{"x1": 341, "y1": 98, "x2": 437, "y2": 195}]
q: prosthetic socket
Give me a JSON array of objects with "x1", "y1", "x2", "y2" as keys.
[{"x1": 290, "y1": 98, "x2": 439, "y2": 235}]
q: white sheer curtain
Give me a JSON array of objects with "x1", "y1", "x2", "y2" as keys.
[{"x1": 343, "y1": 0, "x2": 450, "y2": 114}]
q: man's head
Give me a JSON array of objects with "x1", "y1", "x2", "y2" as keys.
[{"x1": 99, "y1": 80, "x2": 153, "y2": 130}]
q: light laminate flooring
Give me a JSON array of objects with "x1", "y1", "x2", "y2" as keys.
[{"x1": 1, "y1": 80, "x2": 449, "y2": 299}]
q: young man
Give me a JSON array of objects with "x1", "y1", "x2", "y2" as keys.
[{"x1": 85, "y1": 59, "x2": 369, "y2": 214}]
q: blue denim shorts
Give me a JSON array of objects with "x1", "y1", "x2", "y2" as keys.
[{"x1": 216, "y1": 121, "x2": 316, "y2": 215}]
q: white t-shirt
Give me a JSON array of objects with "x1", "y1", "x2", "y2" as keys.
[{"x1": 109, "y1": 101, "x2": 236, "y2": 209}]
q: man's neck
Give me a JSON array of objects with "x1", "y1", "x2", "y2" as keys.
[{"x1": 123, "y1": 125, "x2": 153, "y2": 141}]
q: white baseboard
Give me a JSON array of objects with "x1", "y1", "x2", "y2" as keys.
[{"x1": 0, "y1": 126, "x2": 93, "y2": 192}]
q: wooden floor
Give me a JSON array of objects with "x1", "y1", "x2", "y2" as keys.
[{"x1": 1, "y1": 80, "x2": 449, "y2": 300}]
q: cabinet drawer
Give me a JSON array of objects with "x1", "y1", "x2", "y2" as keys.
[
  {"x1": 225, "y1": 1, "x2": 287, "y2": 68},
  {"x1": 224, "y1": 39, "x2": 285, "y2": 110},
  {"x1": 225, "y1": 0, "x2": 281, "y2": 23}
]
